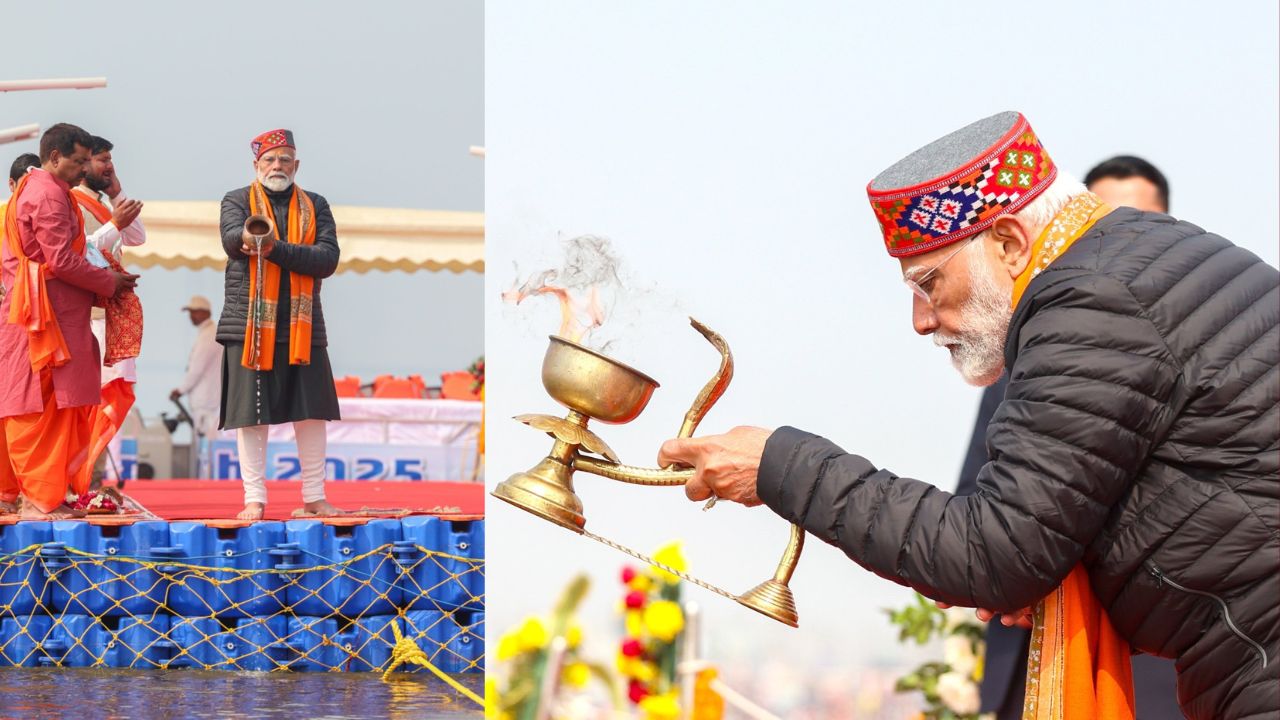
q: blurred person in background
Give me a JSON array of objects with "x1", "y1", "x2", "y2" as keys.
[{"x1": 171, "y1": 295, "x2": 223, "y2": 443}]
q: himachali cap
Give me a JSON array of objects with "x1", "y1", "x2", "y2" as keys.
[
  {"x1": 867, "y1": 111, "x2": 1057, "y2": 258},
  {"x1": 250, "y1": 128, "x2": 295, "y2": 160}
]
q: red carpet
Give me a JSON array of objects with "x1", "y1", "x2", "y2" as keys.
[{"x1": 112, "y1": 479, "x2": 483, "y2": 521}]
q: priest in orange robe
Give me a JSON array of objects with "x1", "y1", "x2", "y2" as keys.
[{"x1": 0, "y1": 124, "x2": 138, "y2": 519}]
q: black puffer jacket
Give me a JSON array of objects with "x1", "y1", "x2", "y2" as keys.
[
  {"x1": 758, "y1": 208, "x2": 1278, "y2": 720},
  {"x1": 216, "y1": 185, "x2": 340, "y2": 346}
]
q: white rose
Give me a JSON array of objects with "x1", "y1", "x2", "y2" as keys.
[
  {"x1": 937, "y1": 671, "x2": 981, "y2": 715},
  {"x1": 944, "y1": 635, "x2": 978, "y2": 677}
]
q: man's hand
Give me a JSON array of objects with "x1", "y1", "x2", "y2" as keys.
[
  {"x1": 169, "y1": 389, "x2": 182, "y2": 402},
  {"x1": 657, "y1": 426, "x2": 772, "y2": 507},
  {"x1": 111, "y1": 198, "x2": 143, "y2": 230},
  {"x1": 241, "y1": 230, "x2": 275, "y2": 257},
  {"x1": 110, "y1": 270, "x2": 140, "y2": 298},
  {"x1": 935, "y1": 600, "x2": 1034, "y2": 630},
  {"x1": 105, "y1": 173, "x2": 123, "y2": 200}
]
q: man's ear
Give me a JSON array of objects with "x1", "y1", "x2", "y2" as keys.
[{"x1": 988, "y1": 215, "x2": 1034, "y2": 280}]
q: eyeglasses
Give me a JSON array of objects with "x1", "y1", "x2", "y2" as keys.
[
  {"x1": 258, "y1": 154, "x2": 295, "y2": 166},
  {"x1": 903, "y1": 235, "x2": 979, "y2": 305}
]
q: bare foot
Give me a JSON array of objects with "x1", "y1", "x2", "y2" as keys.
[
  {"x1": 20, "y1": 503, "x2": 84, "y2": 520},
  {"x1": 0, "y1": 499, "x2": 17, "y2": 514},
  {"x1": 301, "y1": 499, "x2": 346, "y2": 517},
  {"x1": 237, "y1": 502, "x2": 265, "y2": 521}
]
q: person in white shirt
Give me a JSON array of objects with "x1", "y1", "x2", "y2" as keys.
[
  {"x1": 71, "y1": 136, "x2": 146, "y2": 481},
  {"x1": 171, "y1": 295, "x2": 224, "y2": 441}
]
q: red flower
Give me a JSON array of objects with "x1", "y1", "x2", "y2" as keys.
[
  {"x1": 621, "y1": 638, "x2": 644, "y2": 657},
  {"x1": 628, "y1": 679, "x2": 650, "y2": 704},
  {"x1": 624, "y1": 590, "x2": 646, "y2": 609},
  {"x1": 621, "y1": 566, "x2": 638, "y2": 584}
]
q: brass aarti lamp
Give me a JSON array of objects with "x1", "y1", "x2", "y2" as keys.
[{"x1": 492, "y1": 319, "x2": 805, "y2": 627}]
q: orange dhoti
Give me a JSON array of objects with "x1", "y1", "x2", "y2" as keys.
[{"x1": 1, "y1": 369, "x2": 94, "y2": 513}]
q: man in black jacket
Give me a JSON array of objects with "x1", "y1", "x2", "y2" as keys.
[
  {"x1": 958, "y1": 155, "x2": 1181, "y2": 719},
  {"x1": 660, "y1": 112, "x2": 1277, "y2": 720},
  {"x1": 218, "y1": 129, "x2": 343, "y2": 521}
]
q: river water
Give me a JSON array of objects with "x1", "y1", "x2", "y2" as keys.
[{"x1": 0, "y1": 667, "x2": 483, "y2": 719}]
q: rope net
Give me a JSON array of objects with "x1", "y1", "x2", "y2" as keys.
[{"x1": 0, "y1": 521, "x2": 484, "y2": 676}]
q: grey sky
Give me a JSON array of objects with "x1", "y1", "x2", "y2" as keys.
[
  {"x1": 4, "y1": 0, "x2": 483, "y2": 433},
  {"x1": 486, "y1": 0, "x2": 1279, "y2": 682}
]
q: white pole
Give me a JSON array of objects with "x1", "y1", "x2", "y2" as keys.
[
  {"x1": 534, "y1": 636, "x2": 568, "y2": 720},
  {"x1": 0, "y1": 77, "x2": 108, "y2": 92},
  {"x1": 0, "y1": 124, "x2": 40, "y2": 146},
  {"x1": 679, "y1": 601, "x2": 702, "y2": 720}
]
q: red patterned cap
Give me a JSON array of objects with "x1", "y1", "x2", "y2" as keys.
[
  {"x1": 250, "y1": 128, "x2": 295, "y2": 160},
  {"x1": 867, "y1": 112, "x2": 1057, "y2": 258}
]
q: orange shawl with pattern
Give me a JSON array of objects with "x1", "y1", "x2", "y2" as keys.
[
  {"x1": 71, "y1": 189, "x2": 143, "y2": 365},
  {"x1": 243, "y1": 181, "x2": 315, "y2": 370},
  {"x1": 1011, "y1": 193, "x2": 1135, "y2": 720}
]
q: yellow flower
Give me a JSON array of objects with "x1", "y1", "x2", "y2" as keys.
[
  {"x1": 643, "y1": 600, "x2": 684, "y2": 642},
  {"x1": 652, "y1": 541, "x2": 687, "y2": 585},
  {"x1": 627, "y1": 572, "x2": 654, "y2": 593},
  {"x1": 563, "y1": 661, "x2": 591, "y2": 688},
  {"x1": 565, "y1": 622, "x2": 583, "y2": 649},
  {"x1": 484, "y1": 678, "x2": 500, "y2": 718},
  {"x1": 625, "y1": 609, "x2": 645, "y2": 638},
  {"x1": 496, "y1": 631, "x2": 521, "y2": 661},
  {"x1": 974, "y1": 649, "x2": 985, "y2": 682},
  {"x1": 639, "y1": 691, "x2": 681, "y2": 720},
  {"x1": 516, "y1": 616, "x2": 548, "y2": 652}
]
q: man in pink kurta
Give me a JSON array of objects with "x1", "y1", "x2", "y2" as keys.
[{"x1": 0, "y1": 123, "x2": 137, "y2": 518}]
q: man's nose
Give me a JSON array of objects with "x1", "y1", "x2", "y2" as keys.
[{"x1": 912, "y1": 294, "x2": 939, "y2": 336}]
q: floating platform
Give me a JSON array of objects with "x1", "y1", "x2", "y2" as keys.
[{"x1": 0, "y1": 480, "x2": 484, "y2": 674}]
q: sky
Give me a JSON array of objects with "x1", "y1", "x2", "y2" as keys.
[
  {"x1": 485, "y1": 0, "x2": 1280, "y2": 692},
  {"x1": 3, "y1": 0, "x2": 483, "y2": 443}
]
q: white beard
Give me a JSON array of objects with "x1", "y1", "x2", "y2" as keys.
[
  {"x1": 933, "y1": 249, "x2": 1012, "y2": 386},
  {"x1": 259, "y1": 172, "x2": 293, "y2": 192}
]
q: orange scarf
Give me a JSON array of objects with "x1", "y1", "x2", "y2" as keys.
[
  {"x1": 4, "y1": 173, "x2": 86, "y2": 372},
  {"x1": 243, "y1": 182, "x2": 315, "y2": 370},
  {"x1": 1010, "y1": 193, "x2": 1134, "y2": 720},
  {"x1": 71, "y1": 187, "x2": 113, "y2": 228}
]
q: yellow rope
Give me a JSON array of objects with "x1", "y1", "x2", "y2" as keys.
[{"x1": 381, "y1": 620, "x2": 484, "y2": 706}]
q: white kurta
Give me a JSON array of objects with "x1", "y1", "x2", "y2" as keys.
[{"x1": 178, "y1": 318, "x2": 223, "y2": 436}]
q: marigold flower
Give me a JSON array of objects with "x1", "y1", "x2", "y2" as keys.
[
  {"x1": 625, "y1": 609, "x2": 644, "y2": 638},
  {"x1": 652, "y1": 541, "x2": 687, "y2": 585},
  {"x1": 563, "y1": 661, "x2": 591, "y2": 688},
  {"x1": 496, "y1": 631, "x2": 521, "y2": 661},
  {"x1": 515, "y1": 616, "x2": 548, "y2": 652},
  {"x1": 643, "y1": 599, "x2": 684, "y2": 642},
  {"x1": 565, "y1": 622, "x2": 583, "y2": 649},
  {"x1": 639, "y1": 691, "x2": 680, "y2": 720},
  {"x1": 627, "y1": 572, "x2": 653, "y2": 593}
]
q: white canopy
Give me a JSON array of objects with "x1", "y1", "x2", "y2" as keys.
[{"x1": 125, "y1": 201, "x2": 483, "y2": 274}]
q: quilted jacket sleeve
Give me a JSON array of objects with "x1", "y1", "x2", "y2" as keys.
[
  {"x1": 757, "y1": 272, "x2": 1184, "y2": 611},
  {"x1": 267, "y1": 193, "x2": 340, "y2": 279}
]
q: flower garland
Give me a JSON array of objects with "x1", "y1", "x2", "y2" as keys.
[{"x1": 616, "y1": 541, "x2": 688, "y2": 719}]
